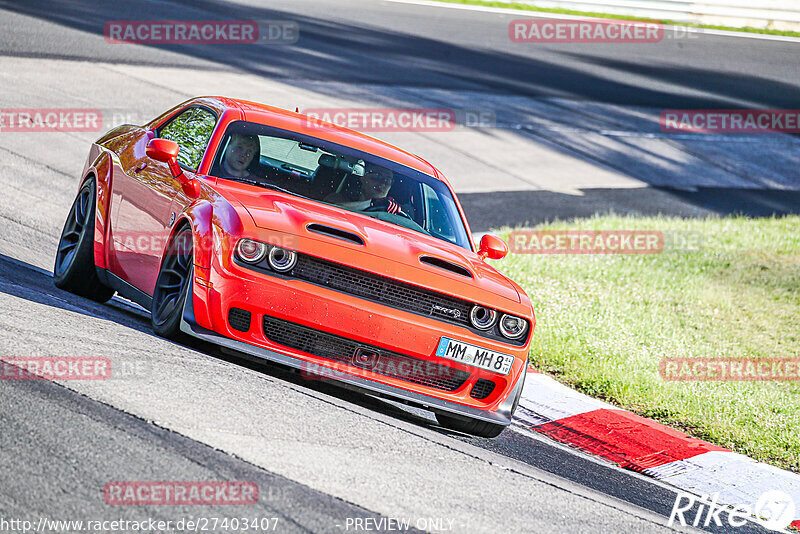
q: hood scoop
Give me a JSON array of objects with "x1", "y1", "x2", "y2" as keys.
[
  {"x1": 306, "y1": 223, "x2": 365, "y2": 246},
  {"x1": 419, "y1": 256, "x2": 473, "y2": 278}
]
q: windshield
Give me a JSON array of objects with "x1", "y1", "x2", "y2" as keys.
[{"x1": 210, "y1": 121, "x2": 471, "y2": 250}]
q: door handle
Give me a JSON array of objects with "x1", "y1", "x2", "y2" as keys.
[{"x1": 134, "y1": 162, "x2": 147, "y2": 173}]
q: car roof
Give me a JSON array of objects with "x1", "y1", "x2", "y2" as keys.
[{"x1": 210, "y1": 96, "x2": 442, "y2": 180}]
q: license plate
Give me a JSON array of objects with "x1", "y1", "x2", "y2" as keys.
[{"x1": 435, "y1": 337, "x2": 514, "y2": 375}]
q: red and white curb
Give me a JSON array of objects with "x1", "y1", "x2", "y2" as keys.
[{"x1": 515, "y1": 368, "x2": 800, "y2": 531}]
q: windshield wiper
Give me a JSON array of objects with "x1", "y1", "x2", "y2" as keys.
[
  {"x1": 254, "y1": 182, "x2": 313, "y2": 201},
  {"x1": 221, "y1": 176, "x2": 312, "y2": 200},
  {"x1": 223, "y1": 176, "x2": 260, "y2": 186}
]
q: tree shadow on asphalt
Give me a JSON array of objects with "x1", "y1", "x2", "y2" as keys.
[
  {"x1": 2, "y1": 0, "x2": 799, "y2": 223},
  {"x1": 460, "y1": 186, "x2": 800, "y2": 231},
  {"x1": 4, "y1": 0, "x2": 799, "y2": 108}
]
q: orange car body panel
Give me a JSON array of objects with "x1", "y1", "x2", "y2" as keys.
[{"x1": 82, "y1": 97, "x2": 535, "y2": 424}]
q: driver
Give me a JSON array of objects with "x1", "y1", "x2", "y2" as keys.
[
  {"x1": 220, "y1": 134, "x2": 260, "y2": 179},
  {"x1": 326, "y1": 163, "x2": 401, "y2": 214}
]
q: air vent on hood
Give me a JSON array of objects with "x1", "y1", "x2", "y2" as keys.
[
  {"x1": 419, "y1": 256, "x2": 473, "y2": 278},
  {"x1": 306, "y1": 223, "x2": 364, "y2": 246}
]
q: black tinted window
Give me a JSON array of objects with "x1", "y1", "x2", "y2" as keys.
[
  {"x1": 159, "y1": 108, "x2": 217, "y2": 170},
  {"x1": 211, "y1": 121, "x2": 471, "y2": 250}
]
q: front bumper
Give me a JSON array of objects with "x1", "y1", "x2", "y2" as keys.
[{"x1": 180, "y1": 277, "x2": 527, "y2": 426}]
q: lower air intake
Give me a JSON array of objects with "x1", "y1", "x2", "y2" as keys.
[
  {"x1": 470, "y1": 379, "x2": 496, "y2": 400},
  {"x1": 262, "y1": 315, "x2": 470, "y2": 392},
  {"x1": 228, "y1": 307, "x2": 252, "y2": 332}
]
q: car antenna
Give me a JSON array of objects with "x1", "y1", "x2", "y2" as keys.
[{"x1": 295, "y1": 107, "x2": 299, "y2": 113}]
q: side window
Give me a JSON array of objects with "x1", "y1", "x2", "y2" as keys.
[{"x1": 159, "y1": 108, "x2": 217, "y2": 170}]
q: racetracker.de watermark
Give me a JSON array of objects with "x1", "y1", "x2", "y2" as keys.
[
  {"x1": 103, "y1": 481, "x2": 259, "y2": 505},
  {"x1": 302, "y1": 108, "x2": 458, "y2": 132},
  {"x1": 661, "y1": 109, "x2": 800, "y2": 133},
  {"x1": 0, "y1": 109, "x2": 102, "y2": 132},
  {"x1": 509, "y1": 230, "x2": 664, "y2": 254},
  {"x1": 299, "y1": 360, "x2": 463, "y2": 384},
  {"x1": 509, "y1": 19, "x2": 664, "y2": 43},
  {"x1": 104, "y1": 20, "x2": 298, "y2": 44},
  {"x1": 0, "y1": 108, "x2": 135, "y2": 133},
  {"x1": 1, "y1": 357, "x2": 111, "y2": 380},
  {"x1": 660, "y1": 357, "x2": 800, "y2": 381},
  {"x1": 111, "y1": 231, "x2": 299, "y2": 257},
  {"x1": 1, "y1": 357, "x2": 154, "y2": 381}
]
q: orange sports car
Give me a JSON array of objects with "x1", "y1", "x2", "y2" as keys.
[{"x1": 54, "y1": 97, "x2": 535, "y2": 437}]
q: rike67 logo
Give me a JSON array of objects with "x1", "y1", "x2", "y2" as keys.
[{"x1": 668, "y1": 490, "x2": 796, "y2": 531}]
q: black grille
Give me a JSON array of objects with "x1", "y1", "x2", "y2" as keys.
[
  {"x1": 262, "y1": 315, "x2": 470, "y2": 392},
  {"x1": 228, "y1": 307, "x2": 252, "y2": 332},
  {"x1": 234, "y1": 247, "x2": 530, "y2": 346},
  {"x1": 470, "y1": 379, "x2": 496, "y2": 400},
  {"x1": 291, "y1": 255, "x2": 473, "y2": 326}
]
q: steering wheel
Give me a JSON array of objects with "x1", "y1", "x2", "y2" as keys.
[{"x1": 363, "y1": 203, "x2": 414, "y2": 221}]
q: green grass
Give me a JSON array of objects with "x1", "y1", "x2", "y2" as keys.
[
  {"x1": 432, "y1": 0, "x2": 800, "y2": 38},
  {"x1": 490, "y1": 215, "x2": 800, "y2": 472}
]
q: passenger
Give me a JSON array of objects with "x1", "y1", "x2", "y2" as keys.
[
  {"x1": 220, "y1": 134, "x2": 260, "y2": 180},
  {"x1": 326, "y1": 163, "x2": 401, "y2": 214}
]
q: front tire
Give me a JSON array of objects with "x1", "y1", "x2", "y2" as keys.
[
  {"x1": 53, "y1": 178, "x2": 114, "y2": 303},
  {"x1": 151, "y1": 226, "x2": 193, "y2": 340},
  {"x1": 435, "y1": 413, "x2": 506, "y2": 438}
]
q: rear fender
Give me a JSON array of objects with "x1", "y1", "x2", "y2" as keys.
[{"x1": 80, "y1": 148, "x2": 112, "y2": 270}]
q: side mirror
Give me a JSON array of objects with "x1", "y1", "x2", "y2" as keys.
[
  {"x1": 477, "y1": 234, "x2": 508, "y2": 261},
  {"x1": 145, "y1": 138, "x2": 201, "y2": 199},
  {"x1": 146, "y1": 138, "x2": 181, "y2": 176}
]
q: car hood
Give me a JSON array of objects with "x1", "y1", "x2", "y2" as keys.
[{"x1": 224, "y1": 184, "x2": 521, "y2": 305}]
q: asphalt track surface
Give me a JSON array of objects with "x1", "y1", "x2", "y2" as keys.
[
  {"x1": 0, "y1": 0, "x2": 795, "y2": 532},
  {"x1": 3, "y1": 0, "x2": 800, "y2": 226}
]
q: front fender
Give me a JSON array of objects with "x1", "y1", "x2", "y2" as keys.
[
  {"x1": 177, "y1": 200, "x2": 214, "y2": 270},
  {"x1": 175, "y1": 194, "x2": 246, "y2": 269},
  {"x1": 172, "y1": 192, "x2": 245, "y2": 330}
]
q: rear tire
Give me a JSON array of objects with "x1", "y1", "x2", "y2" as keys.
[
  {"x1": 151, "y1": 226, "x2": 193, "y2": 340},
  {"x1": 435, "y1": 413, "x2": 506, "y2": 438},
  {"x1": 53, "y1": 178, "x2": 114, "y2": 303}
]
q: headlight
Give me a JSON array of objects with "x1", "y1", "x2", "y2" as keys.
[
  {"x1": 268, "y1": 246, "x2": 297, "y2": 272},
  {"x1": 470, "y1": 305, "x2": 497, "y2": 330},
  {"x1": 499, "y1": 314, "x2": 528, "y2": 339},
  {"x1": 236, "y1": 239, "x2": 267, "y2": 264}
]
